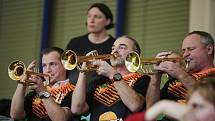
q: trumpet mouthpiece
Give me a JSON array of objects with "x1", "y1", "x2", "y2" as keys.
[{"x1": 185, "y1": 58, "x2": 191, "y2": 70}]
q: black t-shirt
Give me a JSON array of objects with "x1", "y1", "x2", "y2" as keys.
[
  {"x1": 161, "y1": 68, "x2": 215, "y2": 102},
  {"x1": 160, "y1": 69, "x2": 215, "y2": 121},
  {"x1": 65, "y1": 33, "x2": 116, "y2": 84},
  {"x1": 160, "y1": 78, "x2": 187, "y2": 102},
  {"x1": 86, "y1": 74, "x2": 150, "y2": 121},
  {"x1": 159, "y1": 78, "x2": 187, "y2": 121}
]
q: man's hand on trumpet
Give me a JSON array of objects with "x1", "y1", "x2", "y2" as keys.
[
  {"x1": 18, "y1": 60, "x2": 36, "y2": 86},
  {"x1": 19, "y1": 60, "x2": 48, "y2": 93},
  {"x1": 92, "y1": 59, "x2": 116, "y2": 79},
  {"x1": 153, "y1": 51, "x2": 185, "y2": 79},
  {"x1": 78, "y1": 50, "x2": 98, "y2": 72},
  {"x1": 154, "y1": 60, "x2": 185, "y2": 79},
  {"x1": 28, "y1": 74, "x2": 47, "y2": 93}
]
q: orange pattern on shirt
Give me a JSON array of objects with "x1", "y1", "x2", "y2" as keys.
[
  {"x1": 32, "y1": 83, "x2": 75, "y2": 118},
  {"x1": 94, "y1": 73, "x2": 143, "y2": 107},
  {"x1": 167, "y1": 68, "x2": 215, "y2": 102}
]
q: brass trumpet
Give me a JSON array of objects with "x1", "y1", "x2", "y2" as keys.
[
  {"x1": 61, "y1": 50, "x2": 115, "y2": 72},
  {"x1": 8, "y1": 60, "x2": 50, "y2": 86},
  {"x1": 125, "y1": 51, "x2": 184, "y2": 74}
]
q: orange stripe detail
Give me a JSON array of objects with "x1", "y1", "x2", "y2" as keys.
[
  {"x1": 31, "y1": 82, "x2": 74, "y2": 118},
  {"x1": 192, "y1": 68, "x2": 215, "y2": 80},
  {"x1": 93, "y1": 73, "x2": 142, "y2": 106}
]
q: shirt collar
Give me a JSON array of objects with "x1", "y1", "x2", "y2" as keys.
[{"x1": 52, "y1": 78, "x2": 70, "y2": 88}]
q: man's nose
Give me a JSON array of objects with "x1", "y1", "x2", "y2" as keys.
[
  {"x1": 45, "y1": 66, "x2": 51, "y2": 73},
  {"x1": 183, "y1": 50, "x2": 190, "y2": 58},
  {"x1": 89, "y1": 17, "x2": 95, "y2": 23},
  {"x1": 112, "y1": 47, "x2": 120, "y2": 54}
]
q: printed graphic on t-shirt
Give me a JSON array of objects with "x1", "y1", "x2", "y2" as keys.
[
  {"x1": 99, "y1": 111, "x2": 122, "y2": 121},
  {"x1": 32, "y1": 83, "x2": 75, "y2": 118},
  {"x1": 94, "y1": 73, "x2": 142, "y2": 107}
]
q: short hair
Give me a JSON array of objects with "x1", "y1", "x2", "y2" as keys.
[
  {"x1": 188, "y1": 31, "x2": 214, "y2": 58},
  {"x1": 41, "y1": 46, "x2": 64, "y2": 58},
  {"x1": 88, "y1": 3, "x2": 114, "y2": 30},
  {"x1": 189, "y1": 77, "x2": 215, "y2": 107},
  {"x1": 120, "y1": 35, "x2": 141, "y2": 55}
]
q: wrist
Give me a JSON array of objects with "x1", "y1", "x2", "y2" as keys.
[
  {"x1": 39, "y1": 91, "x2": 51, "y2": 99},
  {"x1": 36, "y1": 84, "x2": 48, "y2": 92},
  {"x1": 78, "y1": 72, "x2": 88, "y2": 81},
  {"x1": 177, "y1": 70, "x2": 188, "y2": 80},
  {"x1": 109, "y1": 70, "x2": 118, "y2": 79},
  {"x1": 111, "y1": 73, "x2": 123, "y2": 83}
]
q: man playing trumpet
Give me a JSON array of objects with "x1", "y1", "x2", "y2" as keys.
[
  {"x1": 146, "y1": 31, "x2": 215, "y2": 121},
  {"x1": 10, "y1": 47, "x2": 74, "y2": 121},
  {"x1": 71, "y1": 35, "x2": 150, "y2": 121}
]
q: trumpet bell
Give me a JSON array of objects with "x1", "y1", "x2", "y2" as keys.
[
  {"x1": 8, "y1": 60, "x2": 26, "y2": 80},
  {"x1": 62, "y1": 50, "x2": 114, "y2": 72},
  {"x1": 125, "y1": 51, "x2": 184, "y2": 74},
  {"x1": 125, "y1": 51, "x2": 140, "y2": 73},
  {"x1": 8, "y1": 60, "x2": 50, "y2": 86},
  {"x1": 61, "y1": 50, "x2": 77, "y2": 70}
]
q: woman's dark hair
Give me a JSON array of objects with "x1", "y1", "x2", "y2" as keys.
[{"x1": 88, "y1": 3, "x2": 114, "y2": 30}]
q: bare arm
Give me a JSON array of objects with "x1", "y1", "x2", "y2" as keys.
[
  {"x1": 42, "y1": 97, "x2": 72, "y2": 121},
  {"x1": 72, "y1": 50, "x2": 99, "y2": 114},
  {"x1": 93, "y1": 60, "x2": 146, "y2": 112},
  {"x1": 174, "y1": 70, "x2": 196, "y2": 89},
  {"x1": 114, "y1": 80, "x2": 145, "y2": 112},
  {"x1": 10, "y1": 60, "x2": 36, "y2": 120},
  {"x1": 71, "y1": 72, "x2": 89, "y2": 115},
  {"x1": 153, "y1": 51, "x2": 196, "y2": 89},
  {"x1": 145, "y1": 100, "x2": 188, "y2": 121},
  {"x1": 30, "y1": 76, "x2": 73, "y2": 121},
  {"x1": 28, "y1": 64, "x2": 72, "y2": 120},
  {"x1": 155, "y1": 61, "x2": 196, "y2": 89},
  {"x1": 10, "y1": 84, "x2": 27, "y2": 120},
  {"x1": 146, "y1": 74, "x2": 161, "y2": 109}
]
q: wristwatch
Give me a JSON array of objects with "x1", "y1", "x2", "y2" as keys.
[
  {"x1": 112, "y1": 73, "x2": 123, "y2": 82},
  {"x1": 39, "y1": 91, "x2": 51, "y2": 99}
]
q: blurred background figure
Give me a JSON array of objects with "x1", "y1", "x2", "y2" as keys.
[
  {"x1": 145, "y1": 77, "x2": 215, "y2": 121},
  {"x1": 65, "y1": 3, "x2": 115, "y2": 84}
]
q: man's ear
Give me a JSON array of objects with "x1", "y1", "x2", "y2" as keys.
[{"x1": 207, "y1": 44, "x2": 213, "y2": 55}]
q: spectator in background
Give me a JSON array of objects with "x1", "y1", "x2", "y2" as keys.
[{"x1": 65, "y1": 3, "x2": 115, "y2": 84}]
